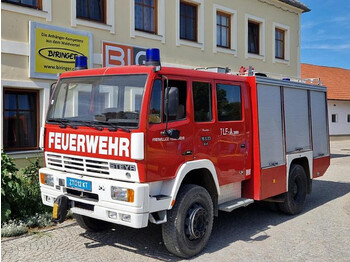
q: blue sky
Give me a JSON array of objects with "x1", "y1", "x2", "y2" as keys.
[{"x1": 301, "y1": 0, "x2": 350, "y2": 69}]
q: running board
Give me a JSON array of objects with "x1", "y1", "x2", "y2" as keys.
[{"x1": 218, "y1": 198, "x2": 254, "y2": 212}]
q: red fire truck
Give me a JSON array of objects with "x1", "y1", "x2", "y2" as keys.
[{"x1": 39, "y1": 50, "x2": 330, "y2": 258}]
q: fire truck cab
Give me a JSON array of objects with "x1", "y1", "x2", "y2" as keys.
[{"x1": 39, "y1": 51, "x2": 330, "y2": 258}]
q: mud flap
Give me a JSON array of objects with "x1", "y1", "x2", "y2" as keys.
[{"x1": 52, "y1": 195, "x2": 69, "y2": 223}]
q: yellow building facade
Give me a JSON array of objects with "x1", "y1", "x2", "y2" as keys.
[{"x1": 1, "y1": 0, "x2": 308, "y2": 165}]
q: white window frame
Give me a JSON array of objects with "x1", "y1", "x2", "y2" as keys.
[
  {"x1": 245, "y1": 14, "x2": 265, "y2": 61},
  {"x1": 130, "y1": 0, "x2": 166, "y2": 43},
  {"x1": 213, "y1": 4, "x2": 237, "y2": 56},
  {"x1": 273, "y1": 22, "x2": 290, "y2": 65},
  {"x1": 71, "y1": 0, "x2": 115, "y2": 34},
  {"x1": 176, "y1": 0, "x2": 204, "y2": 50},
  {"x1": 1, "y1": 0, "x2": 52, "y2": 21},
  {"x1": 1, "y1": 79, "x2": 50, "y2": 157}
]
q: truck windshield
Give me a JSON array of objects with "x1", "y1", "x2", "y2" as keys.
[{"x1": 47, "y1": 74, "x2": 148, "y2": 128}]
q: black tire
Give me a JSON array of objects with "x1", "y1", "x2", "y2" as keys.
[
  {"x1": 278, "y1": 164, "x2": 308, "y2": 215},
  {"x1": 162, "y1": 184, "x2": 214, "y2": 258},
  {"x1": 73, "y1": 214, "x2": 111, "y2": 232}
]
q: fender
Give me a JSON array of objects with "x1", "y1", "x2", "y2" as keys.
[
  {"x1": 159, "y1": 159, "x2": 221, "y2": 209},
  {"x1": 286, "y1": 151, "x2": 313, "y2": 190}
]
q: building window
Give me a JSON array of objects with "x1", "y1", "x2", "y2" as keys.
[
  {"x1": 3, "y1": 89, "x2": 39, "y2": 151},
  {"x1": 193, "y1": 82, "x2": 212, "y2": 122},
  {"x1": 331, "y1": 114, "x2": 337, "y2": 123},
  {"x1": 275, "y1": 28, "x2": 285, "y2": 59},
  {"x1": 76, "y1": 0, "x2": 105, "y2": 23},
  {"x1": 2, "y1": 0, "x2": 41, "y2": 9},
  {"x1": 216, "y1": 84, "x2": 242, "y2": 121},
  {"x1": 135, "y1": 0, "x2": 157, "y2": 34},
  {"x1": 248, "y1": 21, "x2": 260, "y2": 54},
  {"x1": 216, "y1": 12, "x2": 230, "y2": 48},
  {"x1": 180, "y1": 1, "x2": 197, "y2": 42}
]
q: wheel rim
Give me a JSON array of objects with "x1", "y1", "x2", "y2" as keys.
[{"x1": 185, "y1": 203, "x2": 209, "y2": 241}]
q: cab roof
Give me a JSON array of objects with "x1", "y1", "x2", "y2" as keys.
[{"x1": 59, "y1": 65, "x2": 249, "y2": 83}]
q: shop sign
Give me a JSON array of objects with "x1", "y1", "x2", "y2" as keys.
[
  {"x1": 102, "y1": 41, "x2": 147, "y2": 67},
  {"x1": 30, "y1": 22, "x2": 92, "y2": 79}
]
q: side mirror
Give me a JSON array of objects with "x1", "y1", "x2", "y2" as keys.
[
  {"x1": 166, "y1": 129, "x2": 180, "y2": 139},
  {"x1": 165, "y1": 87, "x2": 179, "y2": 117}
]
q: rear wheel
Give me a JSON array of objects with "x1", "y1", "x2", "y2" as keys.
[
  {"x1": 162, "y1": 184, "x2": 214, "y2": 258},
  {"x1": 74, "y1": 214, "x2": 111, "y2": 232},
  {"x1": 278, "y1": 164, "x2": 307, "y2": 215}
]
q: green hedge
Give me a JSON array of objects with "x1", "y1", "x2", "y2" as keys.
[{"x1": 1, "y1": 152, "x2": 50, "y2": 223}]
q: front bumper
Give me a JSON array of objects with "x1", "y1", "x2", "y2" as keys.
[{"x1": 39, "y1": 167, "x2": 152, "y2": 228}]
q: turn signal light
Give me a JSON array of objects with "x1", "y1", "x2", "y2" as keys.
[{"x1": 40, "y1": 173, "x2": 54, "y2": 187}]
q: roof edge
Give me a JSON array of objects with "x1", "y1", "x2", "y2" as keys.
[{"x1": 277, "y1": 0, "x2": 311, "y2": 13}]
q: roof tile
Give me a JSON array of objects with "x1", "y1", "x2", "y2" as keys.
[{"x1": 301, "y1": 64, "x2": 350, "y2": 100}]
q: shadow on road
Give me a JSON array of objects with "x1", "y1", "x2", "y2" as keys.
[
  {"x1": 331, "y1": 153, "x2": 350, "y2": 159},
  {"x1": 80, "y1": 180, "x2": 350, "y2": 260}
]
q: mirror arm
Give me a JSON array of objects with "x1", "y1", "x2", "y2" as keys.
[{"x1": 161, "y1": 74, "x2": 169, "y2": 136}]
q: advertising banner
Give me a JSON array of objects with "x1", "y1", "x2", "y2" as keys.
[
  {"x1": 30, "y1": 22, "x2": 93, "y2": 79},
  {"x1": 102, "y1": 41, "x2": 147, "y2": 67}
]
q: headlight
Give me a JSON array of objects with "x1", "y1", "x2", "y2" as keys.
[
  {"x1": 40, "y1": 173, "x2": 54, "y2": 187},
  {"x1": 111, "y1": 186, "x2": 134, "y2": 202}
]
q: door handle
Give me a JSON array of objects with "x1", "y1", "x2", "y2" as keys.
[{"x1": 182, "y1": 150, "x2": 193, "y2": 156}]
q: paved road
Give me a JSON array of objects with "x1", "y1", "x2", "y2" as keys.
[{"x1": 2, "y1": 140, "x2": 350, "y2": 262}]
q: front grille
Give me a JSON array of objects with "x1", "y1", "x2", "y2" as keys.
[
  {"x1": 66, "y1": 188, "x2": 99, "y2": 201},
  {"x1": 46, "y1": 153, "x2": 110, "y2": 176}
]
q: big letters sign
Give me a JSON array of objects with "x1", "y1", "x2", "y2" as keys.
[{"x1": 102, "y1": 41, "x2": 147, "y2": 67}]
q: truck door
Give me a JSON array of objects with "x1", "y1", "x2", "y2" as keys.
[
  {"x1": 192, "y1": 81, "x2": 215, "y2": 159},
  {"x1": 146, "y1": 78, "x2": 194, "y2": 182},
  {"x1": 213, "y1": 81, "x2": 248, "y2": 184}
]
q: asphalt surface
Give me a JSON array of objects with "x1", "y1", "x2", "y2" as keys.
[{"x1": 2, "y1": 140, "x2": 350, "y2": 262}]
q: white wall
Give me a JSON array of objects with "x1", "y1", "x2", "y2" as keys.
[{"x1": 328, "y1": 100, "x2": 350, "y2": 136}]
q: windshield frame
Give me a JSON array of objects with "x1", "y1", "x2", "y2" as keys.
[{"x1": 46, "y1": 73, "x2": 149, "y2": 129}]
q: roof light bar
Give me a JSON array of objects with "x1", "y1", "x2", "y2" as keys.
[
  {"x1": 145, "y1": 48, "x2": 161, "y2": 66},
  {"x1": 75, "y1": 55, "x2": 88, "y2": 70}
]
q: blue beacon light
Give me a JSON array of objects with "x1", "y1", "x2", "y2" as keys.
[
  {"x1": 145, "y1": 48, "x2": 161, "y2": 67},
  {"x1": 75, "y1": 55, "x2": 88, "y2": 70}
]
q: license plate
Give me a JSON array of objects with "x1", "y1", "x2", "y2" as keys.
[{"x1": 66, "y1": 177, "x2": 92, "y2": 191}]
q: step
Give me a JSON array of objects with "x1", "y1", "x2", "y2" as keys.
[{"x1": 218, "y1": 198, "x2": 254, "y2": 212}]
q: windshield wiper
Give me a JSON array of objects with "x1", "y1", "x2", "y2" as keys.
[
  {"x1": 68, "y1": 120, "x2": 104, "y2": 131},
  {"x1": 93, "y1": 121, "x2": 131, "y2": 133},
  {"x1": 47, "y1": 118, "x2": 78, "y2": 129},
  {"x1": 47, "y1": 118, "x2": 130, "y2": 132}
]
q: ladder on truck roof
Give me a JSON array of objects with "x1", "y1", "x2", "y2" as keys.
[{"x1": 195, "y1": 66, "x2": 323, "y2": 86}]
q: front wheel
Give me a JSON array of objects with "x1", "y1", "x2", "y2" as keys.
[
  {"x1": 162, "y1": 184, "x2": 214, "y2": 258},
  {"x1": 74, "y1": 214, "x2": 111, "y2": 232},
  {"x1": 278, "y1": 164, "x2": 308, "y2": 215}
]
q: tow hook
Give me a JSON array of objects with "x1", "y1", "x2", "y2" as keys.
[{"x1": 52, "y1": 195, "x2": 69, "y2": 223}]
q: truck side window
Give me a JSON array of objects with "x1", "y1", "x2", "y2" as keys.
[
  {"x1": 165, "y1": 80, "x2": 187, "y2": 121},
  {"x1": 149, "y1": 79, "x2": 162, "y2": 124},
  {"x1": 216, "y1": 84, "x2": 242, "y2": 121},
  {"x1": 193, "y1": 82, "x2": 212, "y2": 122}
]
